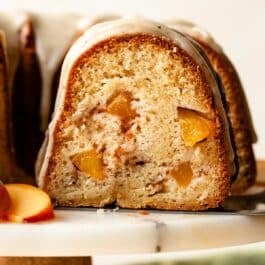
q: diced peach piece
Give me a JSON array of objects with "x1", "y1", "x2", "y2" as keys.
[
  {"x1": 72, "y1": 150, "x2": 105, "y2": 181},
  {"x1": 178, "y1": 108, "x2": 215, "y2": 147},
  {"x1": 107, "y1": 92, "x2": 136, "y2": 123},
  {"x1": 5, "y1": 184, "x2": 54, "y2": 223},
  {"x1": 0, "y1": 181, "x2": 11, "y2": 219},
  {"x1": 170, "y1": 162, "x2": 193, "y2": 187}
]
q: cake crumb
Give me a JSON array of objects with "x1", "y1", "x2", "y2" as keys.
[{"x1": 138, "y1": 210, "x2": 149, "y2": 215}]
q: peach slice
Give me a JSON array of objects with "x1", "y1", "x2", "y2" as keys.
[
  {"x1": 72, "y1": 150, "x2": 105, "y2": 181},
  {"x1": 107, "y1": 91, "x2": 137, "y2": 123},
  {"x1": 0, "y1": 181, "x2": 11, "y2": 219},
  {"x1": 5, "y1": 184, "x2": 54, "y2": 223},
  {"x1": 170, "y1": 162, "x2": 193, "y2": 188},
  {"x1": 178, "y1": 108, "x2": 215, "y2": 147}
]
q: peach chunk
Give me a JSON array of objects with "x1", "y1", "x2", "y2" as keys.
[
  {"x1": 170, "y1": 162, "x2": 193, "y2": 188},
  {"x1": 72, "y1": 150, "x2": 105, "y2": 181},
  {"x1": 0, "y1": 181, "x2": 11, "y2": 219},
  {"x1": 107, "y1": 92, "x2": 137, "y2": 123},
  {"x1": 5, "y1": 184, "x2": 54, "y2": 223},
  {"x1": 178, "y1": 108, "x2": 215, "y2": 147}
]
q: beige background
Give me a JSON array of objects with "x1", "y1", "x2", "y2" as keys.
[{"x1": 1, "y1": 0, "x2": 265, "y2": 158}]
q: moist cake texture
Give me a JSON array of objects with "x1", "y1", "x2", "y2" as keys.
[{"x1": 37, "y1": 19, "x2": 235, "y2": 210}]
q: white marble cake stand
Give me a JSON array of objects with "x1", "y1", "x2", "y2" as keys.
[{"x1": 0, "y1": 208, "x2": 265, "y2": 256}]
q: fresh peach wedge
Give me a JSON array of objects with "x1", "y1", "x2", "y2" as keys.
[
  {"x1": 5, "y1": 184, "x2": 54, "y2": 223},
  {"x1": 0, "y1": 181, "x2": 11, "y2": 219}
]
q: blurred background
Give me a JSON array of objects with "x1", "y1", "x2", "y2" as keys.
[{"x1": 1, "y1": 0, "x2": 264, "y2": 158}]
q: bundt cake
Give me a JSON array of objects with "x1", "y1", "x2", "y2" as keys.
[
  {"x1": 0, "y1": 13, "x2": 258, "y2": 210},
  {"x1": 36, "y1": 19, "x2": 237, "y2": 210},
  {"x1": 166, "y1": 20, "x2": 257, "y2": 193}
]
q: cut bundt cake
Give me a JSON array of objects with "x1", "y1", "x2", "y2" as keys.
[
  {"x1": 0, "y1": 13, "x2": 257, "y2": 203},
  {"x1": 36, "y1": 19, "x2": 236, "y2": 210},
  {"x1": 166, "y1": 20, "x2": 257, "y2": 193}
]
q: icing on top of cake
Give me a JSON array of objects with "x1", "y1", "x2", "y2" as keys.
[{"x1": 165, "y1": 19, "x2": 223, "y2": 53}]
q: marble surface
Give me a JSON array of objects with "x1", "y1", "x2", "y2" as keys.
[
  {"x1": 0, "y1": 208, "x2": 265, "y2": 256},
  {"x1": 93, "y1": 241, "x2": 265, "y2": 265}
]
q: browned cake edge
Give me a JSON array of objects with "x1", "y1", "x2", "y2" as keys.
[{"x1": 198, "y1": 41, "x2": 256, "y2": 194}]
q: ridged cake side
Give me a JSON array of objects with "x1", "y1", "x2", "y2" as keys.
[{"x1": 198, "y1": 42, "x2": 256, "y2": 193}]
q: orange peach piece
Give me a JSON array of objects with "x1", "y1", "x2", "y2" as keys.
[
  {"x1": 5, "y1": 184, "x2": 54, "y2": 223},
  {"x1": 178, "y1": 108, "x2": 215, "y2": 147},
  {"x1": 0, "y1": 181, "x2": 11, "y2": 219},
  {"x1": 107, "y1": 92, "x2": 137, "y2": 122},
  {"x1": 72, "y1": 150, "x2": 105, "y2": 181},
  {"x1": 170, "y1": 162, "x2": 193, "y2": 188}
]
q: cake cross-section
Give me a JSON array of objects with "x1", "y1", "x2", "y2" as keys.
[{"x1": 36, "y1": 19, "x2": 235, "y2": 210}]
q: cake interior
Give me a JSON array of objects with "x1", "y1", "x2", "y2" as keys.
[{"x1": 44, "y1": 34, "x2": 230, "y2": 210}]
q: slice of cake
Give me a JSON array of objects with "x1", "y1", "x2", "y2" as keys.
[
  {"x1": 167, "y1": 20, "x2": 257, "y2": 193},
  {"x1": 36, "y1": 19, "x2": 236, "y2": 210}
]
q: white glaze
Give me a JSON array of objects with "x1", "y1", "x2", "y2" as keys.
[
  {"x1": 165, "y1": 19, "x2": 223, "y2": 53},
  {"x1": 77, "y1": 14, "x2": 121, "y2": 32},
  {"x1": 38, "y1": 18, "x2": 235, "y2": 186}
]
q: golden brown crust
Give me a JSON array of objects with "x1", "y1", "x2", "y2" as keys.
[
  {"x1": 41, "y1": 34, "x2": 232, "y2": 210},
  {"x1": 197, "y1": 41, "x2": 256, "y2": 193}
]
